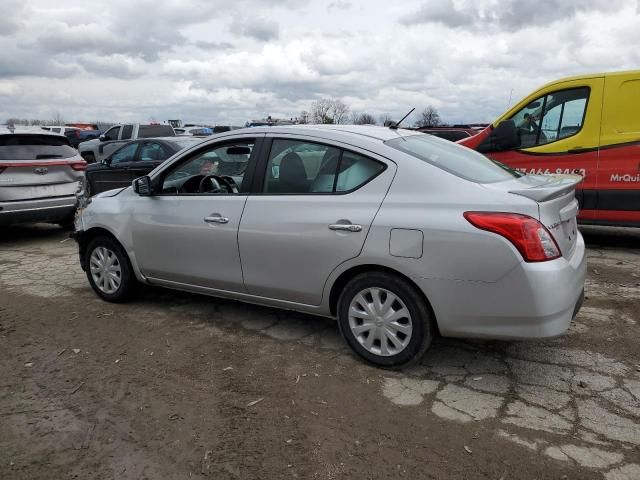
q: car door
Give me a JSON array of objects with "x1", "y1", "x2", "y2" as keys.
[
  {"x1": 238, "y1": 136, "x2": 395, "y2": 306},
  {"x1": 130, "y1": 136, "x2": 262, "y2": 291},
  {"x1": 89, "y1": 141, "x2": 140, "y2": 194},
  {"x1": 99, "y1": 125, "x2": 130, "y2": 159}
]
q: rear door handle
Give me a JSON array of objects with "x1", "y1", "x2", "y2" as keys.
[
  {"x1": 329, "y1": 223, "x2": 362, "y2": 232},
  {"x1": 204, "y1": 214, "x2": 229, "y2": 224}
]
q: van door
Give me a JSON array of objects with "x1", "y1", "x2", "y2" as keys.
[
  {"x1": 476, "y1": 78, "x2": 604, "y2": 219},
  {"x1": 595, "y1": 73, "x2": 640, "y2": 225}
]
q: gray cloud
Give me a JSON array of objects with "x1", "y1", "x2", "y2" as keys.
[
  {"x1": 230, "y1": 17, "x2": 280, "y2": 42},
  {"x1": 401, "y1": 0, "x2": 626, "y2": 30}
]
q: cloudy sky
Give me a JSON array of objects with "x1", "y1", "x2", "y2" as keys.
[{"x1": 1, "y1": 0, "x2": 638, "y2": 126}]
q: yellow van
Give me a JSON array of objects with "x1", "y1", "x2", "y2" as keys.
[{"x1": 460, "y1": 70, "x2": 640, "y2": 227}]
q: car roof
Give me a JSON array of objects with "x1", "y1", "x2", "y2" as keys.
[
  {"x1": 226, "y1": 124, "x2": 418, "y2": 142},
  {"x1": 0, "y1": 126, "x2": 66, "y2": 137}
]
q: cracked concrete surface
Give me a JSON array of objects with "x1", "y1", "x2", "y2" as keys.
[{"x1": 1, "y1": 224, "x2": 639, "y2": 479}]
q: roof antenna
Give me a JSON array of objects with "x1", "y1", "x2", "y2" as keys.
[{"x1": 389, "y1": 108, "x2": 415, "y2": 130}]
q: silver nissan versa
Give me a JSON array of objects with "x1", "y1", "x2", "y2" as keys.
[
  {"x1": 74, "y1": 125, "x2": 586, "y2": 367},
  {"x1": 0, "y1": 127, "x2": 86, "y2": 227}
]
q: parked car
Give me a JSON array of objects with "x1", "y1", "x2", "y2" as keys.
[
  {"x1": 73, "y1": 125, "x2": 586, "y2": 367},
  {"x1": 175, "y1": 126, "x2": 214, "y2": 136},
  {"x1": 0, "y1": 127, "x2": 85, "y2": 226},
  {"x1": 415, "y1": 126, "x2": 478, "y2": 142},
  {"x1": 459, "y1": 69, "x2": 640, "y2": 228},
  {"x1": 84, "y1": 137, "x2": 205, "y2": 196},
  {"x1": 78, "y1": 123, "x2": 176, "y2": 164}
]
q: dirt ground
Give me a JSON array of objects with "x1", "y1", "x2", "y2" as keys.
[{"x1": 1, "y1": 224, "x2": 639, "y2": 480}]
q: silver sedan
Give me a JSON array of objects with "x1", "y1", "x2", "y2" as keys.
[{"x1": 73, "y1": 125, "x2": 586, "y2": 367}]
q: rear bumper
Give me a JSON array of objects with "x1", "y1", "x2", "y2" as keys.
[
  {"x1": 415, "y1": 232, "x2": 587, "y2": 340},
  {"x1": 0, "y1": 196, "x2": 77, "y2": 225}
]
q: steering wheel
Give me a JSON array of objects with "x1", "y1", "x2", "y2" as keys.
[
  {"x1": 198, "y1": 175, "x2": 239, "y2": 194},
  {"x1": 198, "y1": 175, "x2": 224, "y2": 193}
]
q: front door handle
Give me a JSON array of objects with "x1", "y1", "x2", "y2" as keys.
[
  {"x1": 204, "y1": 214, "x2": 229, "y2": 224},
  {"x1": 329, "y1": 223, "x2": 362, "y2": 232}
]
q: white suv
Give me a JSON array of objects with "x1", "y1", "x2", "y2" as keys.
[{"x1": 0, "y1": 127, "x2": 86, "y2": 227}]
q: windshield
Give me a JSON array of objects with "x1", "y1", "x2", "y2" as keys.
[
  {"x1": 0, "y1": 134, "x2": 77, "y2": 160},
  {"x1": 385, "y1": 134, "x2": 521, "y2": 183}
]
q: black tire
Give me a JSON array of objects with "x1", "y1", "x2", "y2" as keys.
[
  {"x1": 337, "y1": 271, "x2": 435, "y2": 368},
  {"x1": 85, "y1": 235, "x2": 137, "y2": 303},
  {"x1": 82, "y1": 152, "x2": 96, "y2": 164}
]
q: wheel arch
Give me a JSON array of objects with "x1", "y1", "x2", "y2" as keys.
[
  {"x1": 328, "y1": 264, "x2": 440, "y2": 334},
  {"x1": 76, "y1": 227, "x2": 125, "y2": 272}
]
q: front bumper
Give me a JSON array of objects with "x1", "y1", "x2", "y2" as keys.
[
  {"x1": 415, "y1": 232, "x2": 587, "y2": 340},
  {"x1": 0, "y1": 196, "x2": 77, "y2": 225}
]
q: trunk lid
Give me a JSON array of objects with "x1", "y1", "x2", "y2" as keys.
[
  {"x1": 486, "y1": 174, "x2": 582, "y2": 258},
  {"x1": 0, "y1": 134, "x2": 85, "y2": 202}
]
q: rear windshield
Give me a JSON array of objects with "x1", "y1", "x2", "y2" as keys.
[
  {"x1": 385, "y1": 134, "x2": 521, "y2": 183},
  {"x1": 138, "y1": 125, "x2": 176, "y2": 138},
  {"x1": 0, "y1": 135, "x2": 77, "y2": 160}
]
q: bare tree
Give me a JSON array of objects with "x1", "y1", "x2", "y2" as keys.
[
  {"x1": 414, "y1": 106, "x2": 441, "y2": 127},
  {"x1": 298, "y1": 110, "x2": 310, "y2": 124},
  {"x1": 352, "y1": 112, "x2": 376, "y2": 125},
  {"x1": 310, "y1": 99, "x2": 334, "y2": 124},
  {"x1": 50, "y1": 111, "x2": 65, "y2": 125},
  {"x1": 331, "y1": 99, "x2": 349, "y2": 124},
  {"x1": 309, "y1": 98, "x2": 350, "y2": 124}
]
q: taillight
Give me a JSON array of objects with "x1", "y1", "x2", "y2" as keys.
[
  {"x1": 464, "y1": 212, "x2": 561, "y2": 262},
  {"x1": 70, "y1": 161, "x2": 87, "y2": 171}
]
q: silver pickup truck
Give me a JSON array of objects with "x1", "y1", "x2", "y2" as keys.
[{"x1": 78, "y1": 124, "x2": 175, "y2": 163}]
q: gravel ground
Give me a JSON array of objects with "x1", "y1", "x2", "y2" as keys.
[{"x1": 0, "y1": 224, "x2": 638, "y2": 480}]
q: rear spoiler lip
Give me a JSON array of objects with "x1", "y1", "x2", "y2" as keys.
[{"x1": 508, "y1": 174, "x2": 583, "y2": 202}]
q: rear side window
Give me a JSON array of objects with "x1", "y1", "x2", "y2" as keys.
[
  {"x1": 138, "y1": 125, "x2": 175, "y2": 138},
  {"x1": 263, "y1": 139, "x2": 385, "y2": 194},
  {"x1": 121, "y1": 125, "x2": 133, "y2": 140},
  {"x1": 0, "y1": 135, "x2": 77, "y2": 160},
  {"x1": 385, "y1": 135, "x2": 520, "y2": 183}
]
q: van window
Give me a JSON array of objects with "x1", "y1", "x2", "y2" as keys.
[{"x1": 509, "y1": 87, "x2": 589, "y2": 148}]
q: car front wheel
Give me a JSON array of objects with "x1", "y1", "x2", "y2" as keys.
[
  {"x1": 85, "y1": 236, "x2": 136, "y2": 302},
  {"x1": 337, "y1": 272, "x2": 434, "y2": 368}
]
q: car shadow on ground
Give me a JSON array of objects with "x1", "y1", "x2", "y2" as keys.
[{"x1": 0, "y1": 223, "x2": 70, "y2": 244}]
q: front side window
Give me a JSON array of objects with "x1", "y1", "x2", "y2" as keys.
[
  {"x1": 104, "y1": 126, "x2": 120, "y2": 141},
  {"x1": 110, "y1": 142, "x2": 138, "y2": 165},
  {"x1": 160, "y1": 140, "x2": 254, "y2": 195},
  {"x1": 385, "y1": 134, "x2": 520, "y2": 183},
  {"x1": 509, "y1": 87, "x2": 589, "y2": 148},
  {"x1": 263, "y1": 139, "x2": 384, "y2": 194}
]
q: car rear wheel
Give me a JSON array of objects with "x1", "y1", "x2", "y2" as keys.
[
  {"x1": 337, "y1": 271, "x2": 434, "y2": 368},
  {"x1": 82, "y1": 152, "x2": 96, "y2": 164},
  {"x1": 85, "y1": 236, "x2": 136, "y2": 302}
]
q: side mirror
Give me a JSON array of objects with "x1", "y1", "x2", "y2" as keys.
[
  {"x1": 133, "y1": 176, "x2": 153, "y2": 196},
  {"x1": 99, "y1": 135, "x2": 106, "y2": 142},
  {"x1": 477, "y1": 120, "x2": 519, "y2": 153},
  {"x1": 102, "y1": 157, "x2": 110, "y2": 165}
]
